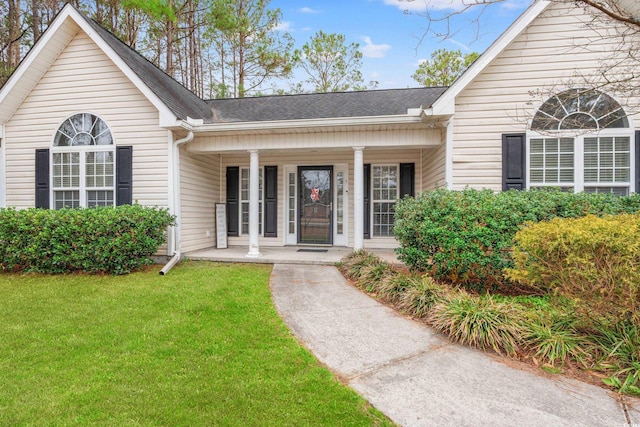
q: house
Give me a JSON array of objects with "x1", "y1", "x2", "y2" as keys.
[{"x1": 0, "y1": 1, "x2": 638, "y2": 259}]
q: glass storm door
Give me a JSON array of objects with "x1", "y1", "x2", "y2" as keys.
[{"x1": 298, "y1": 166, "x2": 333, "y2": 244}]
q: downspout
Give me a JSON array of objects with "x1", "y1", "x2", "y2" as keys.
[{"x1": 160, "y1": 127, "x2": 194, "y2": 275}]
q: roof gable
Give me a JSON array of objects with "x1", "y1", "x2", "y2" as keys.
[
  {"x1": 431, "y1": 0, "x2": 551, "y2": 115},
  {"x1": 0, "y1": 4, "x2": 213, "y2": 126}
]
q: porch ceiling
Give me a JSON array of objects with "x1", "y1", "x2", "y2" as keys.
[{"x1": 186, "y1": 121, "x2": 445, "y2": 153}]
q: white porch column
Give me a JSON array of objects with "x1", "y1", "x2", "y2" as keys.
[
  {"x1": 353, "y1": 147, "x2": 364, "y2": 250},
  {"x1": 247, "y1": 149, "x2": 261, "y2": 257}
]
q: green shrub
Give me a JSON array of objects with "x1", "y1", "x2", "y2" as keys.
[
  {"x1": 394, "y1": 188, "x2": 640, "y2": 289},
  {"x1": 506, "y1": 214, "x2": 640, "y2": 323},
  {"x1": 0, "y1": 205, "x2": 175, "y2": 275},
  {"x1": 429, "y1": 293, "x2": 524, "y2": 356}
]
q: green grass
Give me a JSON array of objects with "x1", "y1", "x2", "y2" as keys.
[{"x1": 0, "y1": 262, "x2": 392, "y2": 426}]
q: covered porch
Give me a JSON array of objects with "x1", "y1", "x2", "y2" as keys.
[{"x1": 184, "y1": 246, "x2": 402, "y2": 266}]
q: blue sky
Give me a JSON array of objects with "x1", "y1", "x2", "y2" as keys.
[{"x1": 270, "y1": 0, "x2": 534, "y2": 89}]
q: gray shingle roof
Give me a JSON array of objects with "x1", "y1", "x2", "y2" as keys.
[
  {"x1": 83, "y1": 17, "x2": 214, "y2": 123},
  {"x1": 207, "y1": 87, "x2": 448, "y2": 123},
  {"x1": 78, "y1": 8, "x2": 446, "y2": 125}
]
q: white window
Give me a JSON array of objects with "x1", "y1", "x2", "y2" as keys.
[
  {"x1": 52, "y1": 114, "x2": 115, "y2": 209},
  {"x1": 528, "y1": 89, "x2": 633, "y2": 195},
  {"x1": 372, "y1": 165, "x2": 398, "y2": 237},
  {"x1": 240, "y1": 167, "x2": 263, "y2": 235}
]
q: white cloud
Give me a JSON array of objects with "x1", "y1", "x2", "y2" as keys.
[
  {"x1": 273, "y1": 21, "x2": 292, "y2": 31},
  {"x1": 383, "y1": 0, "x2": 467, "y2": 12},
  {"x1": 361, "y1": 36, "x2": 391, "y2": 58},
  {"x1": 299, "y1": 7, "x2": 321, "y2": 14},
  {"x1": 448, "y1": 38, "x2": 470, "y2": 51},
  {"x1": 499, "y1": 0, "x2": 532, "y2": 10},
  {"x1": 384, "y1": 0, "x2": 532, "y2": 12}
]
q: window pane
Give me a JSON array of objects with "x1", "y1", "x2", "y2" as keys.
[
  {"x1": 372, "y1": 165, "x2": 399, "y2": 237},
  {"x1": 584, "y1": 186, "x2": 629, "y2": 196},
  {"x1": 530, "y1": 138, "x2": 574, "y2": 184},
  {"x1": 86, "y1": 151, "x2": 114, "y2": 188},
  {"x1": 53, "y1": 152, "x2": 80, "y2": 189},
  {"x1": 582, "y1": 136, "x2": 630, "y2": 185},
  {"x1": 54, "y1": 191, "x2": 80, "y2": 209},
  {"x1": 336, "y1": 172, "x2": 344, "y2": 235},
  {"x1": 533, "y1": 90, "x2": 629, "y2": 131},
  {"x1": 530, "y1": 139, "x2": 543, "y2": 153},
  {"x1": 87, "y1": 190, "x2": 114, "y2": 207},
  {"x1": 239, "y1": 168, "x2": 264, "y2": 235}
]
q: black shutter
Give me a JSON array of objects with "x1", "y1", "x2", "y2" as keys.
[
  {"x1": 363, "y1": 163, "x2": 371, "y2": 239},
  {"x1": 35, "y1": 149, "x2": 50, "y2": 209},
  {"x1": 636, "y1": 131, "x2": 640, "y2": 194},
  {"x1": 226, "y1": 167, "x2": 239, "y2": 237},
  {"x1": 399, "y1": 163, "x2": 415, "y2": 198},
  {"x1": 502, "y1": 134, "x2": 526, "y2": 191},
  {"x1": 264, "y1": 165, "x2": 277, "y2": 237},
  {"x1": 116, "y1": 146, "x2": 133, "y2": 205}
]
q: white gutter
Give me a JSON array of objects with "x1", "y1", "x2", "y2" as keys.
[
  {"x1": 160, "y1": 124, "x2": 195, "y2": 275},
  {"x1": 194, "y1": 113, "x2": 430, "y2": 134}
]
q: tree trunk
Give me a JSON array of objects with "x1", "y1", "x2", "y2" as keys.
[
  {"x1": 32, "y1": 0, "x2": 41, "y2": 43},
  {"x1": 8, "y1": 0, "x2": 22, "y2": 70}
]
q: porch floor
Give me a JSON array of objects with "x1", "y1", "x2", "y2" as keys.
[{"x1": 184, "y1": 246, "x2": 402, "y2": 266}]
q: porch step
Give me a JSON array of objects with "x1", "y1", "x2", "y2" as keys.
[{"x1": 183, "y1": 247, "x2": 400, "y2": 266}]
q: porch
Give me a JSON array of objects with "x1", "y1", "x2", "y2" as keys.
[{"x1": 184, "y1": 246, "x2": 402, "y2": 266}]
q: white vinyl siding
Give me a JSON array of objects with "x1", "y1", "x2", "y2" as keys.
[
  {"x1": 451, "y1": 2, "x2": 640, "y2": 190},
  {"x1": 4, "y1": 31, "x2": 169, "y2": 209},
  {"x1": 179, "y1": 148, "x2": 220, "y2": 253}
]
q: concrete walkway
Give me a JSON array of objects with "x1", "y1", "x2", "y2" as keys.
[{"x1": 270, "y1": 264, "x2": 640, "y2": 427}]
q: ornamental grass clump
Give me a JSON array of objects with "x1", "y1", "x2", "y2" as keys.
[
  {"x1": 377, "y1": 272, "x2": 416, "y2": 304},
  {"x1": 591, "y1": 320, "x2": 640, "y2": 395},
  {"x1": 398, "y1": 274, "x2": 450, "y2": 318},
  {"x1": 359, "y1": 261, "x2": 395, "y2": 292},
  {"x1": 429, "y1": 293, "x2": 524, "y2": 356},
  {"x1": 340, "y1": 249, "x2": 382, "y2": 282},
  {"x1": 524, "y1": 314, "x2": 589, "y2": 368}
]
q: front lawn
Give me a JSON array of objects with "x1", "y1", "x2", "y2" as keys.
[{"x1": 0, "y1": 262, "x2": 391, "y2": 426}]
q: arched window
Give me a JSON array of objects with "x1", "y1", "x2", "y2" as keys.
[
  {"x1": 51, "y1": 113, "x2": 115, "y2": 208},
  {"x1": 528, "y1": 89, "x2": 633, "y2": 195},
  {"x1": 531, "y1": 89, "x2": 629, "y2": 131}
]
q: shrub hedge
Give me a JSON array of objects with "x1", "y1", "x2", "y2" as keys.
[
  {"x1": 0, "y1": 205, "x2": 175, "y2": 274},
  {"x1": 507, "y1": 214, "x2": 640, "y2": 323},
  {"x1": 393, "y1": 188, "x2": 640, "y2": 289}
]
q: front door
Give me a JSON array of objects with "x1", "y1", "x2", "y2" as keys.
[{"x1": 298, "y1": 166, "x2": 332, "y2": 244}]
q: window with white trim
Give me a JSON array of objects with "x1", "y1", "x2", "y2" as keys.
[
  {"x1": 528, "y1": 89, "x2": 633, "y2": 195},
  {"x1": 240, "y1": 167, "x2": 263, "y2": 235},
  {"x1": 52, "y1": 113, "x2": 115, "y2": 209},
  {"x1": 372, "y1": 165, "x2": 398, "y2": 237}
]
